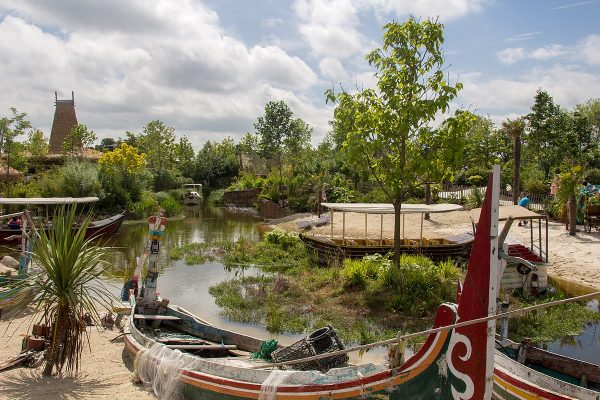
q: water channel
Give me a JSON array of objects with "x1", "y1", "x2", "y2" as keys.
[{"x1": 97, "y1": 204, "x2": 599, "y2": 365}]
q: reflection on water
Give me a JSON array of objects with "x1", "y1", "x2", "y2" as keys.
[
  {"x1": 544, "y1": 277, "x2": 600, "y2": 364},
  {"x1": 101, "y1": 204, "x2": 387, "y2": 364}
]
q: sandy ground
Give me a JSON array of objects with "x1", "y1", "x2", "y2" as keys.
[
  {"x1": 273, "y1": 209, "x2": 600, "y2": 291},
  {"x1": 0, "y1": 310, "x2": 155, "y2": 400}
]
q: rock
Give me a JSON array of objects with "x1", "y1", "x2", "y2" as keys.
[
  {"x1": 0, "y1": 263, "x2": 15, "y2": 276},
  {"x1": 1, "y1": 256, "x2": 19, "y2": 270}
]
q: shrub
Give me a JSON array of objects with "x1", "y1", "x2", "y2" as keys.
[
  {"x1": 524, "y1": 179, "x2": 549, "y2": 196},
  {"x1": 159, "y1": 194, "x2": 182, "y2": 217},
  {"x1": 129, "y1": 190, "x2": 158, "y2": 219},
  {"x1": 227, "y1": 173, "x2": 265, "y2": 191},
  {"x1": 342, "y1": 255, "x2": 383, "y2": 289},
  {"x1": 207, "y1": 189, "x2": 225, "y2": 206},
  {"x1": 465, "y1": 187, "x2": 484, "y2": 210}
]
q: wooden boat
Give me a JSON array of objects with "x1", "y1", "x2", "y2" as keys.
[
  {"x1": 0, "y1": 197, "x2": 125, "y2": 245},
  {"x1": 123, "y1": 167, "x2": 503, "y2": 399},
  {"x1": 182, "y1": 184, "x2": 203, "y2": 206},
  {"x1": 493, "y1": 339, "x2": 600, "y2": 399},
  {"x1": 300, "y1": 203, "x2": 473, "y2": 264}
]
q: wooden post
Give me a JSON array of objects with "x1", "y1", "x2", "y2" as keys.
[
  {"x1": 380, "y1": 213, "x2": 383, "y2": 245},
  {"x1": 424, "y1": 183, "x2": 431, "y2": 220},
  {"x1": 365, "y1": 213, "x2": 368, "y2": 240},
  {"x1": 330, "y1": 209, "x2": 334, "y2": 239}
]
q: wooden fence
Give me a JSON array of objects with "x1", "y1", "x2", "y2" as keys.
[{"x1": 439, "y1": 184, "x2": 552, "y2": 212}]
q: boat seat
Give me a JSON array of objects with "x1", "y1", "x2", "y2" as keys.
[
  {"x1": 165, "y1": 344, "x2": 237, "y2": 350},
  {"x1": 134, "y1": 314, "x2": 182, "y2": 322}
]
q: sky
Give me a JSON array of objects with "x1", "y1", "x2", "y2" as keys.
[{"x1": 0, "y1": 0, "x2": 599, "y2": 150}]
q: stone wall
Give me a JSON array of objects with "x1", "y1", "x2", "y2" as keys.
[
  {"x1": 258, "y1": 199, "x2": 294, "y2": 220},
  {"x1": 223, "y1": 189, "x2": 260, "y2": 208}
]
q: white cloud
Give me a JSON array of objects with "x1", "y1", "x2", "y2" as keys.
[
  {"x1": 458, "y1": 65, "x2": 600, "y2": 115},
  {"x1": 530, "y1": 44, "x2": 568, "y2": 60},
  {"x1": 506, "y1": 32, "x2": 542, "y2": 42},
  {"x1": 580, "y1": 34, "x2": 600, "y2": 65},
  {"x1": 357, "y1": 0, "x2": 491, "y2": 21},
  {"x1": 496, "y1": 47, "x2": 526, "y2": 65},
  {"x1": 319, "y1": 57, "x2": 349, "y2": 82},
  {"x1": 0, "y1": 0, "x2": 325, "y2": 149}
]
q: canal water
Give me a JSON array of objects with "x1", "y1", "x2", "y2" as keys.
[{"x1": 98, "y1": 205, "x2": 599, "y2": 365}]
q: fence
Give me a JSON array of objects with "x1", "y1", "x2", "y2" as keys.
[{"x1": 439, "y1": 184, "x2": 553, "y2": 212}]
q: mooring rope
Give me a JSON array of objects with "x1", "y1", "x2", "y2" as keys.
[{"x1": 252, "y1": 289, "x2": 600, "y2": 369}]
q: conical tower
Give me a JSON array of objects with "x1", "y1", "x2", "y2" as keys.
[{"x1": 49, "y1": 91, "x2": 78, "y2": 154}]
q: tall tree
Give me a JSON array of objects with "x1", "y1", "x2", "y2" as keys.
[
  {"x1": 526, "y1": 90, "x2": 568, "y2": 179},
  {"x1": 326, "y1": 18, "x2": 473, "y2": 264},
  {"x1": 27, "y1": 129, "x2": 49, "y2": 172},
  {"x1": 501, "y1": 117, "x2": 525, "y2": 204},
  {"x1": 126, "y1": 120, "x2": 177, "y2": 172},
  {"x1": 0, "y1": 107, "x2": 31, "y2": 196},
  {"x1": 175, "y1": 136, "x2": 196, "y2": 179}
]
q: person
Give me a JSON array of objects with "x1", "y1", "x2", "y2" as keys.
[
  {"x1": 517, "y1": 192, "x2": 530, "y2": 226},
  {"x1": 120, "y1": 274, "x2": 139, "y2": 302},
  {"x1": 7, "y1": 216, "x2": 21, "y2": 229}
]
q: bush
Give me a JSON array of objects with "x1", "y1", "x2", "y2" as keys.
[
  {"x1": 342, "y1": 255, "x2": 387, "y2": 289},
  {"x1": 524, "y1": 179, "x2": 549, "y2": 196},
  {"x1": 227, "y1": 173, "x2": 264, "y2": 191},
  {"x1": 129, "y1": 190, "x2": 158, "y2": 219},
  {"x1": 207, "y1": 189, "x2": 225, "y2": 206},
  {"x1": 159, "y1": 194, "x2": 182, "y2": 217}
]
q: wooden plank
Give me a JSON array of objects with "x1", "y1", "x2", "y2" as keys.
[
  {"x1": 526, "y1": 346, "x2": 600, "y2": 384},
  {"x1": 134, "y1": 314, "x2": 181, "y2": 321},
  {"x1": 165, "y1": 344, "x2": 237, "y2": 350}
]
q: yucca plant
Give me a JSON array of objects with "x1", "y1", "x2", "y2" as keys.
[{"x1": 31, "y1": 205, "x2": 115, "y2": 376}]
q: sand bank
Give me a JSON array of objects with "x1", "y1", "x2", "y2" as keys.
[
  {"x1": 272, "y1": 210, "x2": 600, "y2": 291},
  {"x1": 0, "y1": 311, "x2": 154, "y2": 400}
]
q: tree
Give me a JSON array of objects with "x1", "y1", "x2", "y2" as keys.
[
  {"x1": 63, "y1": 123, "x2": 97, "y2": 157},
  {"x1": 463, "y1": 116, "x2": 505, "y2": 170},
  {"x1": 194, "y1": 138, "x2": 238, "y2": 188},
  {"x1": 126, "y1": 120, "x2": 177, "y2": 172},
  {"x1": 0, "y1": 107, "x2": 31, "y2": 196},
  {"x1": 326, "y1": 18, "x2": 473, "y2": 264},
  {"x1": 526, "y1": 90, "x2": 568, "y2": 179},
  {"x1": 254, "y1": 101, "x2": 298, "y2": 201},
  {"x1": 556, "y1": 163, "x2": 585, "y2": 236},
  {"x1": 27, "y1": 129, "x2": 49, "y2": 172},
  {"x1": 501, "y1": 117, "x2": 526, "y2": 204},
  {"x1": 236, "y1": 133, "x2": 263, "y2": 173},
  {"x1": 98, "y1": 143, "x2": 148, "y2": 204},
  {"x1": 175, "y1": 136, "x2": 196, "y2": 179}
]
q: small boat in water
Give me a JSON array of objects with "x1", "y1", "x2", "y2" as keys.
[
  {"x1": 0, "y1": 197, "x2": 125, "y2": 245},
  {"x1": 123, "y1": 167, "x2": 503, "y2": 399},
  {"x1": 182, "y1": 184, "x2": 203, "y2": 206},
  {"x1": 300, "y1": 203, "x2": 473, "y2": 263},
  {"x1": 493, "y1": 338, "x2": 600, "y2": 399}
]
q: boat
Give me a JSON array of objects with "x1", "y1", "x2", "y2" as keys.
[
  {"x1": 182, "y1": 184, "x2": 203, "y2": 206},
  {"x1": 470, "y1": 205, "x2": 549, "y2": 296},
  {"x1": 0, "y1": 197, "x2": 125, "y2": 245},
  {"x1": 299, "y1": 203, "x2": 473, "y2": 264},
  {"x1": 123, "y1": 166, "x2": 502, "y2": 399},
  {"x1": 493, "y1": 339, "x2": 600, "y2": 399}
]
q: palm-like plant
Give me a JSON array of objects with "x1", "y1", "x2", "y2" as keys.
[
  {"x1": 31, "y1": 205, "x2": 115, "y2": 376},
  {"x1": 501, "y1": 117, "x2": 526, "y2": 204}
]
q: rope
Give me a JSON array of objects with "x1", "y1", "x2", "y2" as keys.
[{"x1": 252, "y1": 290, "x2": 600, "y2": 370}]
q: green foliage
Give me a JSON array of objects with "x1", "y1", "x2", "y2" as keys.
[
  {"x1": 195, "y1": 138, "x2": 239, "y2": 189},
  {"x1": 63, "y1": 123, "x2": 97, "y2": 156},
  {"x1": 0, "y1": 107, "x2": 31, "y2": 179},
  {"x1": 206, "y1": 189, "x2": 225, "y2": 206},
  {"x1": 524, "y1": 179, "x2": 549, "y2": 196},
  {"x1": 509, "y1": 291, "x2": 600, "y2": 343},
  {"x1": 326, "y1": 18, "x2": 474, "y2": 263},
  {"x1": 38, "y1": 161, "x2": 103, "y2": 199},
  {"x1": 465, "y1": 187, "x2": 484, "y2": 210},
  {"x1": 227, "y1": 173, "x2": 265, "y2": 191},
  {"x1": 342, "y1": 255, "x2": 384, "y2": 289},
  {"x1": 31, "y1": 205, "x2": 114, "y2": 375},
  {"x1": 168, "y1": 242, "x2": 227, "y2": 265},
  {"x1": 128, "y1": 190, "x2": 159, "y2": 219},
  {"x1": 157, "y1": 191, "x2": 182, "y2": 217}
]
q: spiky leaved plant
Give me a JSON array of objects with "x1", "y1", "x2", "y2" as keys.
[{"x1": 31, "y1": 205, "x2": 114, "y2": 376}]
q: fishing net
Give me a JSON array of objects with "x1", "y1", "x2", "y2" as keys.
[
  {"x1": 258, "y1": 369, "x2": 293, "y2": 400},
  {"x1": 251, "y1": 339, "x2": 278, "y2": 360},
  {"x1": 135, "y1": 342, "x2": 200, "y2": 400}
]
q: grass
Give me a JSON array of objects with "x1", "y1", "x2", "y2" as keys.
[
  {"x1": 168, "y1": 241, "x2": 227, "y2": 265},
  {"x1": 508, "y1": 290, "x2": 600, "y2": 343},
  {"x1": 210, "y1": 234, "x2": 460, "y2": 343}
]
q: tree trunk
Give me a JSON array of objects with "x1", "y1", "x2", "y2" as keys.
[
  {"x1": 512, "y1": 136, "x2": 521, "y2": 205},
  {"x1": 568, "y1": 196, "x2": 577, "y2": 236},
  {"x1": 424, "y1": 183, "x2": 431, "y2": 220},
  {"x1": 393, "y1": 198, "x2": 402, "y2": 266}
]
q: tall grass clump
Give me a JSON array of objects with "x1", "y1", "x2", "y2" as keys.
[{"x1": 341, "y1": 254, "x2": 461, "y2": 316}]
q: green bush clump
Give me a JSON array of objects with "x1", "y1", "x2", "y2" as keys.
[
  {"x1": 524, "y1": 179, "x2": 549, "y2": 196},
  {"x1": 341, "y1": 254, "x2": 461, "y2": 317},
  {"x1": 159, "y1": 194, "x2": 182, "y2": 216},
  {"x1": 129, "y1": 190, "x2": 158, "y2": 219},
  {"x1": 227, "y1": 173, "x2": 264, "y2": 191},
  {"x1": 207, "y1": 189, "x2": 225, "y2": 206},
  {"x1": 263, "y1": 229, "x2": 300, "y2": 249}
]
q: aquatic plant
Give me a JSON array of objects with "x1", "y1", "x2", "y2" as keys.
[{"x1": 31, "y1": 205, "x2": 114, "y2": 376}]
